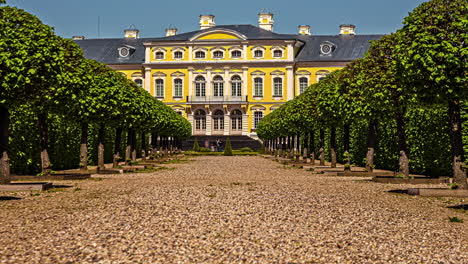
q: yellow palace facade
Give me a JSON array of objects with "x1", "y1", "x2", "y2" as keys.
[{"x1": 75, "y1": 13, "x2": 382, "y2": 137}]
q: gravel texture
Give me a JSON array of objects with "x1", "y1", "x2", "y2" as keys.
[{"x1": 0, "y1": 156, "x2": 467, "y2": 263}]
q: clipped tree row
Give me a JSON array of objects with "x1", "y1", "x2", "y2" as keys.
[
  {"x1": 0, "y1": 4, "x2": 191, "y2": 182},
  {"x1": 258, "y1": 0, "x2": 467, "y2": 189}
]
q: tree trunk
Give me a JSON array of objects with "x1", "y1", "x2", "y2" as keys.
[
  {"x1": 330, "y1": 127, "x2": 336, "y2": 168},
  {"x1": 303, "y1": 133, "x2": 308, "y2": 160},
  {"x1": 97, "y1": 123, "x2": 105, "y2": 171},
  {"x1": 125, "y1": 129, "x2": 132, "y2": 165},
  {"x1": 141, "y1": 132, "x2": 147, "y2": 161},
  {"x1": 448, "y1": 99, "x2": 467, "y2": 189},
  {"x1": 344, "y1": 123, "x2": 351, "y2": 171},
  {"x1": 113, "y1": 127, "x2": 122, "y2": 168},
  {"x1": 396, "y1": 111, "x2": 410, "y2": 178},
  {"x1": 309, "y1": 131, "x2": 315, "y2": 165},
  {"x1": 80, "y1": 123, "x2": 88, "y2": 172},
  {"x1": 319, "y1": 129, "x2": 325, "y2": 166},
  {"x1": 0, "y1": 106, "x2": 10, "y2": 184},
  {"x1": 366, "y1": 120, "x2": 377, "y2": 172},
  {"x1": 37, "y1": 113, "x2": 51, "y2": 176},
  {"x1": 131, "y1": 130, "x2": 137, "y2": 161},
  {"x1": 151, "y1": 132, "x2": 158, "y2": 156}
]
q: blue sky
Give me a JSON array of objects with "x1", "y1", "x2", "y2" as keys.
[{"x1": 5, "y1": 0, "x2": 427, "y2": 39}]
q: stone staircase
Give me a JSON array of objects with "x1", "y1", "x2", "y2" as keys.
[{"x1": 182, "y1": 136, "x2": 262, "y2": 151}]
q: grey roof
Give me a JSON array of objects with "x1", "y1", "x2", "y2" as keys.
[
  {"x1": 147, "y1": 24, "x2": 299, "y2": 41},
  {"x1": 74, "y1": 24, "x2": 383, "y2": 64},
  {"x1": 296, "y1": 34, "x2": 384, "y2": 62},
  {"x1": 74, "y1": 37, "x2": 150, "y2": 64}
]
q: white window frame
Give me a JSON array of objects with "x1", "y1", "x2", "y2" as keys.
[
  {"x1": 272, "y1": 77, "x2": 283, "y2": 97},
  {"x1": 195, "y1": 76, "x2": 206, "y2": 97},
  {"x1": 211, "y1": 48, "x2": 225, "y2": 59},
  {"x1": 213, "y1": 110, "x2": 225, "y2": 131},
  {"x1": 271, "y1": 46, "x2": 285, "y2": 59},
  {"x1": 153, "y1": 48, "x2": 166, "y2": 60},
  {"x1": 316, "y1": 70, "x2": 330, "y2": 82},
  {"x1": 194, "y1": 109, "x2": 207, "y2": 130},
  {"x1": 252, "y1": 46, "x2": 265, "y2": 59},
  {"x1": 172, "y1": 48, "x2": 184, "y2": 60},
  {"x1": 298, "y1": 76, "x2": 309, "y2": 94},
  {"x1": 253, "y1": 111, "x2": 264, "y2": 129},
  {"x1": 134, "y1": 78, "x2": 143, "y2": 88},
  {"x1": 230, "y1": 75, "x2": 242, "y2": 97},
  {"x1": 194, "y1": 48, "x2": 207, "y2": 59},
  {"x1": 173, "y1": 78, "x2": 183, "y2": 98},
  {"x1": 212, "y1": 75, "x2": 224, "y2": 97},
  {"x1": 253, "y1": 76, "x2": 264, "y2": 97},
  {"x1": 231, "y1": 109, "x2": 243, "y2": 130},
  {"x1": 230, "y1": 48, "x2": 243, "y2": 59},
  {"x1": 155, "y1": 78, "x2": 165, "y2": 98}
]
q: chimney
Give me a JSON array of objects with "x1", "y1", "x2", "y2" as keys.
[
  {"x1": 258, "y1": 12, "x2": 274, "y2": 31},
  {"x1": 165, "y1": 27, "x2": 178, "y2": 37},
  {"x1": 72, "y1": 36, "x2": 85, "y2": 40},
  {"x1": 339, "y1": 24, "x2": 356, "y2": 35},
  {"x1": 199, "y1": 15, "x2": 215, "y2": 30},
  {"x1": 298, "y1": 25, "x2": 311, "y2": 35},
  {"x1": 124, "y1": 25, "x2": 140, "y2": 39}
]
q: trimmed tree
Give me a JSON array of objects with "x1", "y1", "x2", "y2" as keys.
[
  {"x1": 395, "y1": 0, "x2": 468, "y2": 188},
  {"x1": 223, "y1": 138, "x2": 233, "y2": 156}
]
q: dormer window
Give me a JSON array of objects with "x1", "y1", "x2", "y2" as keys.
[
  {"x1": 155, "y1": 51, "x2": 164, "y2": 60},
  {"x1": 195, "y1": 51, "x2": 206, "y2": 59},
  {"x1": 320, "y1": 42, "x2": 336, "y2": 55},
  {"x1": 213, "y1": 50, "x2": 224, "y2": 59},
  {"x1": 254, "y1": 50, "x2": 263, "y2": 58},
  {"x1": 174, "y1": 51, "x2": 183, "y2": 59},
  {"x1": 118, "y1": 47, "x2": 130, "y2": 57},
  {"x1": 273, "y1": 49, "x2": 283, "y2": 58},
  {"x1": 231, "y1": 50, "x2": 242, "y2": 58}
]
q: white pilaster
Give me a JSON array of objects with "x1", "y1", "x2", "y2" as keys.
[
  {"x1": 287, "y1": 44, "x2": 294, "y2": 61},
  {"x1": 145, "y1": 47, "x2": 150, "y2": 63},
  {"x1": 188, "y1": 68, "x2": 193, "y2": 98},
  {"x1": 224, "y1": 113, "x2": 230, "y2": 135},
  {"x1": 206, "y1": 114, "x2": 212, "y2": 136},
  {"x1": 242, "y1": 114, "x2": 248, "y2": 136},
  {"x1": 242, "y1": 67, "x2": 248, "y2": 99},
  {"x1": 242, "y1": 44, "x2": 248, "y2": 62},
  {"x1": 144, "y1": 68, "x2": 151, "y2": 94},
  {"x1": 224, "y1": 67, "x2": 229, "y2": 99},
  {"x1": 286, "y1": 66, "x2": 294, "y2": 100},
  {"x1": 188, "y1": 46, "x2": 193, "y2": 62},
  {"x1": 206, "y1": 68, "x2": 212, "y2": 98},
  {"x1": 188, "y1": 114, "x2": 194, "y2": 134}
]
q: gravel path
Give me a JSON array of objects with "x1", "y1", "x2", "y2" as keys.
[{"x1": 0, "y1": 156, "x2": 467, "y2": 263}]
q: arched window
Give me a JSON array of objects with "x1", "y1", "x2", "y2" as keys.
[
  {"x1": 254, "y1": 50, "x2": 263, "y2": 58},
  {"x1": 174, "y1": 78, "x2": 183, "y2": 97},
  {"x1": 299, "y1": 77, "x2": 308, "y2": 94},
  {"x1": 231, "y1": 50, "x2": 242, "y2": 58},
  {"x1": 155, "y1": 51, "x2": 164, "y2": 60},
  {"x1": 213, "y1": 76, "x2": 224, "y2": 97},
  {"x1": 174, "y1": 51, "x2": 183, "y2": 59},
  {"x1": 213, "y1": 50, "x2": 224, "y2": 59},
  {"x1": 273, "y1": 50, "x2": 283, "y2": 58},
  {"x1": 195, "y1": 51, "x2": 206, "y2": 59},
  {"x1": 213, "y1": 110, "x2": 224, "y2": 131},
  {"x1": 194, "y1": 109, "x2": 206, "y2": 130},
  {"x1": 254, "y1": 77, "x2": 263, "y2": 97},
  {"x1": 134, "y1": 79, "x2": 143, "y2": 88},
  {"x1": 231, "y1": 75, "x2": 242, "y2": 97},
  {"x1": 155, "y1": 79, "x2": 164, "y2": 98},
  {"x1": 273, "y1": 77, "x2": 283, "y2": 97},
  {"x1": 254, "y1": 111, "x2": 263, "y2": 129},
  {"x1": 195, "y1": 76, "x2": 206, "y2": 97},
  {"x1": 231, "y1": 109, "x2": 243, "y2": 131}
]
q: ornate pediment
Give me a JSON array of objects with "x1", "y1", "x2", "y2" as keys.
[{"x1": 190, "y1": 29, "x2": 247, "y2": 41}]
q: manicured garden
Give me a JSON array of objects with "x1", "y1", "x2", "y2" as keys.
[
  {"x1": 0, "y1": 2, "x2": 191, "y2": 185},
  {"x1": 257, "y1": 0, "x2": 468, "y2": 190}
]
